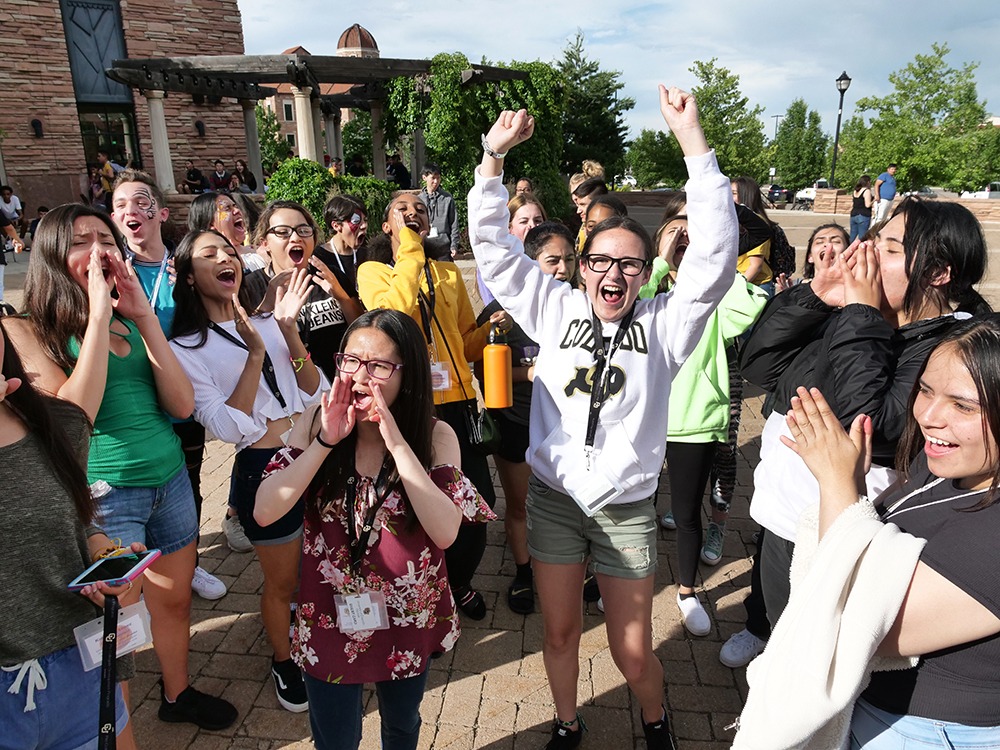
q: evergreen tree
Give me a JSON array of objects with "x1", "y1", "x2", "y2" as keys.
[{"x1": 771, "y1": 99, "x2": 829, "y2": 189}]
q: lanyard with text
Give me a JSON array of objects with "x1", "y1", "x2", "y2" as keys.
[
  {"x1": 584, "y1": 304, "x2": 636, "y2": 470},
  {"x1": 207, "y1": 322, "x2": 288, "y2": 410},
  {"x1": 98, "y1": 594, "x2": 120, "y2": 750},
  {"x1": 126, "y1": 249, "x2": 170, "y2": 309},
  {"x1": 346, "y1": 457, "x2": 395, "y2": 574}
]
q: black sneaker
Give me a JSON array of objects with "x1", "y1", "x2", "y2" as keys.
[
  {"x1": 271, "y1": 658, "x2": 309, "y2": 713},
  {"x1": 158, "y1": 680, "x2": 238, "y2": 730},
  {"x1": 582, "y1": 573, "x2": 600, "y2": 603},
  {"x1": 546, "y1": 714, "x2": 585, "y2": 750},
  {"x1": 642, "y1": 707, "x2": 677, "y2": 750}
]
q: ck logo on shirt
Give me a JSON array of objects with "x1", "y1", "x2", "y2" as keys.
[
  {"x1": 564, "y1": 364, "x2": 625, "y2": 400},
  {"x1": 300, "y1": 298, "x2": 345, "y2": 329}
]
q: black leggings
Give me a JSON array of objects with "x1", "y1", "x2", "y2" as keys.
[
  {"x1": 666, "y1": 440, "x2": 720, "y2": 588},
  {"x1": 172, "y1": 420, "x2": 206, "y2": 521},
  {"x1": 435, "y1": 400, "x2": 497, "y2": 592}
]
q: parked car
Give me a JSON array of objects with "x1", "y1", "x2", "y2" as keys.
[
  {"x1": 794, "y1": 179, "x2": 830, "y2": 204},
  {"x1": 961, "y1": 182, "x2": 1000, "y2": 199},
  {"x1": 765, "y1": 184, "x2": 792, "y2": 203},
  {"x1": 902, "y1": 186, "x2": 939, "y2": 199}
]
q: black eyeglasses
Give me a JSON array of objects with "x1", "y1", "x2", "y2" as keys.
[
  {"x1": 266, "y1": 224, "x2": 314, "y2": 239},
  {"x1": 581, "y1": 254, "x2": 649, "y2": 276},
  {"x1": 334, "y1": 353, "x2": 403, "y2": 380}
]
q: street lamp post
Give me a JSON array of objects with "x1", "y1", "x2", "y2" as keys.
[{"x1": 830, "y1": 71, "x2": 851, "y2": 188}]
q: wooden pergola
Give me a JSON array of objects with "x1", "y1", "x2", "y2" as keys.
[{"x1": 107, "y1": 53, "x2": 527, "y2": 192}]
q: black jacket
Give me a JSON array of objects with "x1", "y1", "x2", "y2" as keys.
[{"x1": 740, "y1": 283, "x2": 961, "y2": 466}]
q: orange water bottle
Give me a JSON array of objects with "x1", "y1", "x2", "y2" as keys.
[{"x1": 483, "y1": 324, "x2": 513, "y2": 409}]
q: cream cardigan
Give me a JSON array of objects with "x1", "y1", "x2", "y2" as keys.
[{"x1": 732, "y1": 499, "x2": 925, "y2": 750}]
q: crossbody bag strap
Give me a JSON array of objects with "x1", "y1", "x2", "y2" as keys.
[
  {"x1": 207, "y1": 322, "x2": 288, "y2": 410},
  {"x1": 428, "y1": 308, "x2": 471, "y2": 402}
]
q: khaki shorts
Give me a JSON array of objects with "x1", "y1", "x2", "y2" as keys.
[{"x1": 525, "y1": 474, "x2": 657, "y2": 579}]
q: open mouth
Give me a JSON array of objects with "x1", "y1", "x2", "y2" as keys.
[
  {"x1": 403, "y1": 219, "x2": 423, "y2": 232},
  {"x1": 352, "y1": 389, "x2": 373, "y2": 414},
  {"x1": 125, "y1": 220, "x2": 142, "y2": 233},
  {"x1": 600, "y1": 284, "x2": 624, "y2": 305},
  {"x1": 216, "y1": 268, "x2": 237, "y2": 287},
  {"x1": 288, "y1": 248, "x2": 305, "y2": 265},
  {"x1": 925, "y1": 436, "x2": 958, "y2": 457}
]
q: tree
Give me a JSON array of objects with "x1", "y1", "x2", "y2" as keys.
[
  {"x1": 342, "y1": 110, "x2": 373, "y2": 174},
  {"x1": 556, "y1": 31, "x2": 634, "y2": 179},
  {"x1": 834, "y1": 44, "x2": 995, "y2": 192},
  {"x1": 770, "y1": 99, "x2": 829, "y2": 189},
  {"x1": 625, "y1": 129, "x2": 685, "y2": 189},
  {"x1": 255, "y1": 104, "x2": 287, "y2": 176},
  {"x1": 689, "y1": 59, "x2": 767, "y2": 182}
]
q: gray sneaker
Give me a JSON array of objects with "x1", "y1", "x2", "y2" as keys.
[
  {"x1": 660, "y1": 510, "x2": 676, "y2": 530},
  {"x1": 719, "y1": 628, "x2": 766, "y2": 668},
  {"x1": 700, "y1": 522, "x2": 725, "y2": 566},
  {"x1": 222, "y1": 514, "x2": 253, "y2": 553}
]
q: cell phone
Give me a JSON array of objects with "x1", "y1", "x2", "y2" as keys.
[{"x1": 67, "y1": 549, "x2": 161, "y2": 592}]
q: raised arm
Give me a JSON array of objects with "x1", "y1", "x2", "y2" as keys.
[{"x1": 357, "y1": 227, "x2": 426, "y2": 315}]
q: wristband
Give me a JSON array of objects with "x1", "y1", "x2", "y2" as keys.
[
  {"x1": 315, "y1": 433, "x2": 336, "y2": 449},
  {"x1": 291, "y1": 353, "x2": 311, "y2": 372},
  {"x1": 481, "y1": 133, "x2": 508, "y2": 159}
]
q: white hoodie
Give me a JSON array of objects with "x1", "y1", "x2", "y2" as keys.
[{"x1": 467, "y1": 151, "x2": 737, "y2": 507}]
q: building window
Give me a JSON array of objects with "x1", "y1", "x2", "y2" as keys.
[
  {"x1": 286, "y1": 133, "x2": 296, "y2": 146},
  {"x1": 283, "y1": 102, "x2": 294, "y2": 121}
]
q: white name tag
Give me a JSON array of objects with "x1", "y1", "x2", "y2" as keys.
[
  {"x1": 572, "y1": 466, "x2": 624, "y2": 517},
  {"x1": 73, "y1": 600, "x2": 153, "y2": 671},
  {"x1": 334, "y1": 591, "x2": 390, "y2": 633},
  {"x1": 430, "y1": 362, "x2": 451, "y2": 392}
]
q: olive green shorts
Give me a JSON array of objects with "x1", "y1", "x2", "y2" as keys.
[{"x1": 525, "y1": 474, "x2": 657, "y2": 579}]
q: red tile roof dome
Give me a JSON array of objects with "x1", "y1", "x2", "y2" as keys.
[{"x1": 337, "y1": 24, "x2": 378, "y2": 51}]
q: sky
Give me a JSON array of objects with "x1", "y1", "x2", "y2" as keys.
[{"x1": 236, "y1": 0, "x2": 1000, "y2": 142}]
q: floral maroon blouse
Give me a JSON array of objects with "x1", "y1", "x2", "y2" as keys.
[{"x1": 263, "y1": 447, "x2": 496, "y2": 684}]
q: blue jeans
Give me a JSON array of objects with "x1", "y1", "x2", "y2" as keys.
[
  {"x1": 850, "y1": 214, "x2": 872, "y2": 243},
  {"x1": 850, "y1": 697, "x2": 1000, "y2": 748},
  {"x1": 99, "y1": 466, "x2": 198, "y2": 555},
  {"x1": 303, "y1": 669, "x2": 429, "y2": 750}
]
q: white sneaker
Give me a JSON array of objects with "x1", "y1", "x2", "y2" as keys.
[
  {"x1": 700, "y1": 522, "x2": 726, "y2": 566},
  {"x1": 719, "y1": 628, "x2": 766, "y2": 668},
  {"x1": 596, "y1": 597, "x2": 605, "y2": 613},
  {"x1": 222, "y1": 514, "x2": 253, "y2": 553},
  {"x1": 676, "y1": 593, "x2": 711, "y2": 636},
  {"x1": 191, "y1": 565, "x2": 227, "y2": 600}
]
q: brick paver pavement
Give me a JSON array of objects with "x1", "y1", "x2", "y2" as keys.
[{"x1": 126, "y1": 390, "x2": 767, "y2": 750}]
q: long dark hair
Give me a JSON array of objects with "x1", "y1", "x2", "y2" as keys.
[
  {"x1": 890, "y1": 197, "x2": 990, "y2": 318},
  {"x1": 307, "y1": 310, "x2": 434, "y2": 524},
  {"x1": 23, "y1": 204, "x2": 127, "y2": 370},
  {"x1": 0, "y1": 320, "x2": 96, "y2": 524},
  {"x1": 854, "y1": 175, "x2": 872, "y2": 192},
  {"x1": 170, "y1": 229, "x2": 253, "y2": 346},
  {"x1": 581, "y1": 216, "x2": 654, "y2": 262},
  {"x1": 897, "y1": 314, "x2": 1000, "y2": 510},
  {"x1": 187, "y1": 192, "x2": 222, "y2": 233},
  {"x1": 732, "y1": 176, "x2": 773, "y2": 227}
]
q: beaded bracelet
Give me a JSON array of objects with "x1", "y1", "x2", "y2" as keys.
[{"x1": 290, "y1": 352, "x2": 311, "y2": 372}]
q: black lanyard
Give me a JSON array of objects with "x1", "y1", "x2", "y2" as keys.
[
  {"x1": 207, "y1": 321, "x2": 288, "y2": 410},
  {"x1": 584, "y1": 304, "x2": 636, "y2": 460},
  {"x1": 345, "y1": 458, "x2": 395, "y2": 573},
  {"x1": 416, "y1": 261, "x2": 436, "y2": 343},
  {"x1": 98, "y1": 595, "x2": 119, "y2": 750}
]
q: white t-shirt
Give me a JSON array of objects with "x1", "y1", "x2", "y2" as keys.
[{"x1": 0, "y1": 196, "x2": 22, "y2": 221}]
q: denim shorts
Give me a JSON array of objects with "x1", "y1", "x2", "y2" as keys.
[
  {"x1": 97, "y1": 466, "x2": 198, "y2": 555},
  {"x1": 525, "y1": 474, "x2": 657, "y2": 579},
  {"x1": 850, "y1": 697, "x2": 1000, "y2": 748},
  {"x1": 230, "y1": 446, "x2": 303, "y2": 546},
  {"x1": 1, "y1": 644, "x2": 128, "y2": 750}
]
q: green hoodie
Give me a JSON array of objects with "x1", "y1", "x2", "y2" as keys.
[{"x1": 641, "y1": 265, "x2": 769, "y2": 442}]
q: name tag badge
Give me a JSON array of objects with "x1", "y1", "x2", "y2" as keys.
[
  {"x1": 73, "y1": 599, "x2": 153, "y2": 671},
  {"x1": 334, "y1": 591, "x2": 390, "y2": 633},
  {"x1": 572, "y1": 468, "x2": 624, "y2": 517},
  {"x1": 430, "y1": 362, "x2": 451, "y2": 392},
  {"x1": 428, "y1": 227, "x2": 439, "y2": 238}
]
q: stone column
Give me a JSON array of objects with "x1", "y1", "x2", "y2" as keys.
[
  {"x1": 311, "y1": 98, "x2": 324, "y2": 164},
  {"x1": 323, "y1": 112, "x2": 337, "y2": 165},
  {"x1": 333, "y1": 111, "x2": 343, "y2": 163},
  {"x1": 370, "y1": 100, "x2": 386, "y2": 179},
  {"x1": 241, "y1": 100, "x2": 263, "y2": 191},
  {"x1": 412, "y1": 129, "x2": 426, "y2": 182},
  {"x1": 144, "y1": 90, "x2": 176, "y2": 193},
  {"x1": 291, "y1": 86, "x2": 316, "y2": 161}
]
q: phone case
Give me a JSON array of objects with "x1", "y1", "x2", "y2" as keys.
[{"x1": 67, "y1": 549, "x2": 161, "y2": 591}]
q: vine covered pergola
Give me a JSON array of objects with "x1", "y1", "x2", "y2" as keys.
[{"x1": 106, "y1": 52, "x2": 527, "y2": 192}]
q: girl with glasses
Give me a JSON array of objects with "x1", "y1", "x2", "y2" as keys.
[
  {"x1": 468, "y1": 89, "x2": 738, "y2": 750},
  {"x1": 169, "y1": 229, "x2": 327, "y2": 713},
  {"x1": 255, "y1": 309, "x2": 495, "y2": 750}
]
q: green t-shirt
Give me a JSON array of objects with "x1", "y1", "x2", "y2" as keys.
[{"x1": 66, "y1": 317, "x2": 184, "y2": 486}]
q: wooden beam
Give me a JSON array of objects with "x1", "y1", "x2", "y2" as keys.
[{"x1": 106, "y1": 66, "x2": 276, "y2": 99}]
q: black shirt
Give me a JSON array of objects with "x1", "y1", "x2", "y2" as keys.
[{"x1": 863, "y1": 453, "x2": 1000, "y2": 725}]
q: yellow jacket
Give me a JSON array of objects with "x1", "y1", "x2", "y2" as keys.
[{"x1": 358, "y1": 228, "x2": 489, "y2": 405}]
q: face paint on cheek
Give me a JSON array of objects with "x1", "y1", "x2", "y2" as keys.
[{"x1": 133, "y1": 187, "x2": 157, "y2": 220}]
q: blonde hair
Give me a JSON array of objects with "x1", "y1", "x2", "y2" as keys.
[{"x1": 568, "y1": 160, "x2": 605, "y2": 193}]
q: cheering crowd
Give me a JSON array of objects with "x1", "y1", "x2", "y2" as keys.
[{"x1": 3, "y1": 83, "x2": 1000, "y2": 750}]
